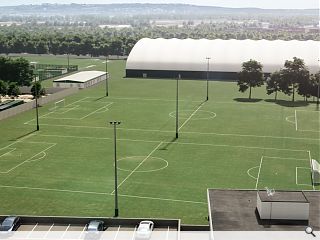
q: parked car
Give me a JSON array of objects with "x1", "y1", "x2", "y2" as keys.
[
  {"x1": 85, "y1": 220, "x2": 105, "y2": 240},
  {"x1": 0, "y1": 216, "x2": 20, "y2": 232},
  {"x1": 135, "y1": 221, "x2": 154, "y2": 240}
]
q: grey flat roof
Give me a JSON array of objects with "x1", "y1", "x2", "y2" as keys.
[
  {"x1": 53, "y1": 71, "x2": 106, "y2": 83},
  {"x1": 208, "y1": 189, "x2": 320, "y2": 231}
]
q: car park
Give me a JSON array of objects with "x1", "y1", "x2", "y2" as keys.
[{"x1": 135, "y1": 221, "x2": 154, "y2": 240}]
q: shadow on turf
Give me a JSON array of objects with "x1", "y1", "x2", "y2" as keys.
[
  {"x1": 11, "y1": 129, "x2": 38, "y2": 141},
  {"x1": 234, "y1": 98, "x2": 263, "y2": 103},
  {"x1": 265, "y1": 99, "x2": 309, "y2": 107},
  {"x1": 159, "y1": 137, "x2": 177, "y2": 150},
  {"x1": 94, "y1": 96, "x2": 106, "y2": 101}
]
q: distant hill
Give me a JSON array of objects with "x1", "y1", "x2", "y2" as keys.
[{"x1": 0, "y1": 3, "x2": 317, "y2": 16}]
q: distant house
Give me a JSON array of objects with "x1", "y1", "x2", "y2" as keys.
[{"x1": 53, "y1": 71, "x2": 107, "y2": 89}]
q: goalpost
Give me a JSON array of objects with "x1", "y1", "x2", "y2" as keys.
[
  {"x1": 311, "y1": 159, "x2": 320, "y2": 185},
  {"x1": 50, "y1": 99, "x2": 65, "y2": 111}
]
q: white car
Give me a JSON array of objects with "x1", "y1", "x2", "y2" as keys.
[{"x1": 135, "y1": 221, "x2": 154, "y2": 240}]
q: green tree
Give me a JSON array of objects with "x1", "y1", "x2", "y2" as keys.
[
  {"x1": 309, "y1": 72, "x2": 320, "y2": 103},
  {"x1": 238, "y1": 59, "x2": 264, "y2": 99},
  {"x1": 0, "y1": 80, "x2": 8, "y2": 102},
  {"x1": 7, "y1": 82, "x2": 20, "y2": 98},
  {"x1": 279, "y1": 57, "x2": 309, "y2": 102},
  {"x1": 266, "y1": 71, "x2": 281, "y2": 100},
  {"x1": 31, "y1": 81, "x2": 45, "y2": 99}
]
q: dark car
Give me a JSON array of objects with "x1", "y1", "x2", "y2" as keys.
[{"x1": 0, "y1": 216, "x2": 20, "y2": 232}]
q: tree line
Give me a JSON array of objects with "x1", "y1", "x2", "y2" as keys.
[
  {"x1": 238, "y1": 57, "x2": 320, "y2": 103},
  {"x1": 0, "y1": 25, "x2": 318, "y2": 57},
  {"x1": 0, "y1": 56, "x2": 44, "y2": 102}
]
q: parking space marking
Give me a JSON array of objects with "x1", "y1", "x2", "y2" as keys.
[
  {"x1": 113, "y1": 226, "x2": 121, "y2": 240},
  {"x1": 26, "y1": 223, "x2": 38, "y2": 238}
]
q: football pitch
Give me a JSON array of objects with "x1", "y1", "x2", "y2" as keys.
[{"x1": 0, "y1": 57, "x2": 319, "y2": 224}]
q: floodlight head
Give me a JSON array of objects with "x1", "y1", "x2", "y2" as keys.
[{"x1": 109, "y1": 121, "x2": 121, "y2": 125}]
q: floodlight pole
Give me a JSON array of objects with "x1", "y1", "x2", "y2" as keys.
[
  {"x1": 34, "y1": 74, "x2": 39, "y2": 131},
  {"x1": 110, "y1": 121, "x2": 121, "y2": 217},
  {"x1": 106, "y1": 56, "x2": 109, "y2": 97},
  {"x1": 206, "y1": 57, "x2": 211, "y2": 101},
  {"x1": 176, "y1": 74, "x2": 180, "y2": 139}
]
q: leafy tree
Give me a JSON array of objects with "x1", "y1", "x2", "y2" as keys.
[
  {"x1": 0, "y1": 56, "x2": 33, "y2": 86},
  {"x1": 31, "y1": 81, "x2": 45, "y2": 99},
  {"x1": 309, "y1": 72, "x2": 320, "y2": 103},
  {"x1": 266, "y1": 71, "x2": 281, "y2": 100},
  {"x1": 7, "y1": 82, "x2": 20, "y2": 98},
  {"x1": 237, "y1": 59, "x2": 264, "y2": 99},
  {"x1": 279, "y1": 57, "x2": 309, "y2": 102},
  {"x1": 0, "y1": 80, "x2": 8, "y2": 102}
]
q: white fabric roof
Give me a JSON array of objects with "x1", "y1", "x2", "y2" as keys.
[
  {"x1": 126, "y1": 38, "x2": 320, "y2": 73},
  {"x1": 54, "y1": 71, "x2": 106, "y2": 83}
]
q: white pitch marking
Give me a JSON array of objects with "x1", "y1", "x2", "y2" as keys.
[
  {"x1": 85, "y1": 96, "x2": 202, "y2": 103},
  {"x1": 255, "y1": 156, "x2": 263, "y2": 190},
  {"x1": 178, "y1": 104, "x2": 204, "y2": 131},
  {"x1": 308, "y1": 150, "x2": 316, "y2": 190},
  {"x1": 112, "y1": 142, "x2": 163, "y2": 194},
  {"x1": 27, "y1": 122, "x2": 320, "y2": 141},
  {"x1": 37, "y1": 133, "x2": 309, "y2": 153},
  {"x1": 0, "y1": 184, "x2": 109, "y2": 195},
  {"x1": 117, "y1": 193, "x2": 207, "y2": 205},
  {"x1": 295, "y1": 109, "x2": 298, "y2": 131},
  {"x1": 247, "y1": 166, "x2": 259, "y2": 180},
  {"x1": 80, "y1": 102, "x2": 113, "y2": 120},
  {"x1": 0, "y1": 143, "x2": 56, "y2": 174},
  {"x1": 0, "y1": 184, "x2": 219, "y2": 205},
  {"x1": 0, "y1": 148, "x2": 16, "y2": 158},
  {"x1": 0, "y1": 133, "x2": 36, "y2": 151},
  {"x1": 263, "y1": 156, "x2": 309, "y2": 161},
  {"x1": 285, "y1": 116, "x2": 295, "y2": 124},
  {"x1": 26, "y1": 151, "x2": 46, "y2": 162}
]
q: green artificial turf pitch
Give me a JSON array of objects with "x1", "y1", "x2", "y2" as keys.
[{"x1": 0, "y1": 57, "x2": 319, "y2": 224}]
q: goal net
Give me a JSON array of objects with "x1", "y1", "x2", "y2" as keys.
[{"x1": 311, "y1": 159, "x2": 320, "y2": 185}]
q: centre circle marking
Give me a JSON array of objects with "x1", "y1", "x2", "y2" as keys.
[{"x1": 116, "y1": 156, "x2": 168, "y2": 173}]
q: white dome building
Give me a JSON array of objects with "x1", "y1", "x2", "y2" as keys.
[{"x1": 126, "y1": 38, "x2": 320, "y2": 80}]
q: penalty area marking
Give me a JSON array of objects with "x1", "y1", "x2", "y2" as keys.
[
  {"x1": 0, "y1": 143, "x2": 56, "y2": 174},
  {"x1": 295, "y1": 167, "x2": 313, "y2": 187},
  {"x1": 116, "y1": 156, "x2": 168, "y2": 173},
  {"x1": 169, "y1": 110, "x2": 216, "y2": 120}
]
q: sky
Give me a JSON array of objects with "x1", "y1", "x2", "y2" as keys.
[{"x1": 0, "y1": 0, "x2": 318, "y2": 9}]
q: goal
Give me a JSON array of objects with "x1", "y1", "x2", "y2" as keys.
[
  {"x1": 311, "y1": 159, "x2": 320, "y2": 185},
  {"x1": 50, "y1": 99, "x2": 65, "y2": 111}
]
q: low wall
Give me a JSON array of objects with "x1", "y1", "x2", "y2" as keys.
[{"x1": 0, "y1": 88, "x2": 78, "y2": 121}]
